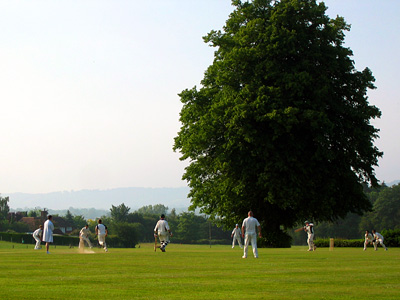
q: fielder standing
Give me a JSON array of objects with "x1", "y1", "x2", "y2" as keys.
[
  {"x1": 304, "y1": 221, "x2": 316, "y2": 251},
  {"x1": 95, "y1": 219, "x2": 108, "y2": 252},
  {"x1": 32, "y1": 225, "x2": 43, "y2": 250},
  {"x1": 154, "y1": 214, "x2": 172, "y2": 252},
  {"x1": 241, "y1": 211, "x2": 262, "y2": 258},
  {"x1": 363, "y1": 230, "x2": 374, "y2": 251},
  {"x1": 79, "y1": 224, "x2": 92, "y2": 249},
  {"x1": 42, "y1": 215, "x2": 54, "y2": 254},
  {"x1": 372, "y1": 230, "x2": 388, "y2": 251},
  {"x1": 231, "y1": 224, "x2": 243, "y2": 249}
]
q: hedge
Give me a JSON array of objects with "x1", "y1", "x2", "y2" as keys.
[
  {"x1": 0, "y1": 232, "x2": 137, "y2": 248},
  {"x1": 315, "y1": 229, "x2": 400, "y2": 248}
]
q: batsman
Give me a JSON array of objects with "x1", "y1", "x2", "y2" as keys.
[{"x1": 154, "y1": 214, "x2": 173, "y2": 252}]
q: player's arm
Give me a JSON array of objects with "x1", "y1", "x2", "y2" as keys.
[
  {"x1": 241, "y1": 226, "x2": 245, "y2": 238},
  {"x1": 257, "y1": 225, "x2": 262, "y2": 238}
]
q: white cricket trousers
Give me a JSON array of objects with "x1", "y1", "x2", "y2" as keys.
[
  {"x1": 80, "y1": 236, "x2": 92, "y2": 248},
  {"x1": 33, "y1": 236, "x2": 41, "y2": 249},
  {"x1": 374, "y1": 238, "x2": 387, "y2": 250},
  {"x1": 232, "y1": 235, "x2": 242, "y2": 248},
  {"x1": 158, "y1": 233, "x2": 169, "y2": 249},
  {"x1": 307, "y1": 233, "x2": 314, "y2": 251},
  {"x1": 243, "y1": 233, "x2": 258, "y2": 258},
  {"x1": 307, "y1": 234, "x2": 315, "y2": 251},
  {"x1": 98, "y1": 234, "x2": 108, "y2": 251}
]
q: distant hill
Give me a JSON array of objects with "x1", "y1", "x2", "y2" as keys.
[
  {"x1": 386, "y1": 180, "x2": 400, "y2": 186},
  {"x1": 5, "y1": 187, "x2": 191, "y2": 213}
]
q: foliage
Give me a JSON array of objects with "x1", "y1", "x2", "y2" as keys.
[
  {"x1": 360, "y1": 184, "x2": 400, "y2": 230},
  {"x1": 0, "y1": 196, "x2": 10, "y2": 221},
  {"x1": 173, "y1": 0, "x2": 382, "y2": 246},
  {"x1": 136, "y1": 204, "x2": 168, "y2": 216},
  {"x1": 27, "y1": 209, "x2": 41, "y2": 218},
  {"x1": 258, "y1": 230, "x2": 292, "y2": 248},
  {"x1": 110, "y1": 222, "x2": 140, "y2": 247},
  {"x1": 110, "y1": 203, "x2": 131, "y2": 222},
  {"x1": 381, "y1": 229, "x2": 400, "y2": 247}
]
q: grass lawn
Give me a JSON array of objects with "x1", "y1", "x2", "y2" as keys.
[{"x1": 0, "y1": 241, "x2": 399, "y2": 299}]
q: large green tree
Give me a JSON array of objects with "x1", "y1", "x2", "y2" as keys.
[{"x1": 173, "y1": 0, "x2": 382, "y2": 245}]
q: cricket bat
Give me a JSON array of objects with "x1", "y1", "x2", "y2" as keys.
[
  {"x1": 154, "y1": 236, "x2": 157, "y2": 252},
  {"x1": 294, "y1": 227, "x2": 304, "y2": 232}
]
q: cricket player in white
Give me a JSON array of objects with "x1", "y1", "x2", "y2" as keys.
[
  {"x1": 363, "y1": 230, "x2": 374, "y2": 251},
  {"x1": 32, "y1": 225, "x2": 43, "y2": 250},
  {"x1": 42, "y1": 215, "x2": 54, "y2": 254},
  {"x1": 304, "y1": 221, "x2": 316, "y2": 251},
  {"x1": 154, "y1": 214, "x2": 172, "y2": 252},
  {"x1": 79, "y1": 224, "x2": 92, "y2": 249},
  {"x1": 231, "y1": 224, "x2": 243, "y2": 248},
  {"x1": 95, "y1": 219, "x2": 108, "y2": 252},
  {"x1": 372, "y1": 230, "x2": 388, "y2": 251},
  {"x1": 241, "y1": 211, "x2": 262, "y2": 258}
]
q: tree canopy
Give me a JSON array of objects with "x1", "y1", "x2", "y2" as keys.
[{"x1": 173, "y1": 0, "x2": 382, "y2": 244}]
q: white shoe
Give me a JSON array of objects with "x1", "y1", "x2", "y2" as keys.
[{"x1": 242, "y1": 256, "x2": 247, "y2": 258}]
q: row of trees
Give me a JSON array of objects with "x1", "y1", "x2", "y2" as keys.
[
  {"x1": 291, "y1": 183, "x2": 400, "y2": 245},
  {"x1": 88, "y1": 204, "x2": 231, "y2": 247},
  {"x1": 1, "y1": 198, "x2": 232, "y2": 247}
]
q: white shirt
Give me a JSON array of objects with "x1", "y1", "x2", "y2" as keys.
[
  {"x1": 304, "y1": 224, "x2": 314, "y2": 236},
  {"x1": 33, "y1": 228, "x2": 42, "y2": 238},
  {"x1": 96, "y1": 224, "x2": 107, "y2": 235},
  {"x1": 232, "y1": 227, "x2": 241, "y2": 237},
  {"x1": 242, "y1": 216, "x2": 260, "y2": 235},
  {"x1": 373, "y1": 232, "x2": 384, "y2": 240},
  {"x1": 42, "y1": 219, "x2": 54, "y2": 243},
  {"x1": 80, "y1": 227, "x2": 90, "y2": 238},
  {"x1": 365, "y1": 233, "x2": 373, "y2": 241},
  {"x1": 154, "y1": 219, "x2": 170, "y2": 234}
]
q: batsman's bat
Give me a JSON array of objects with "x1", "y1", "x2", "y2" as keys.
[
  {"x1": 294, "y1": 227, "x2": 304, "y2": 232},
  {"x1": 154, "y1": 236, "x2": 157, "y2": 252}
]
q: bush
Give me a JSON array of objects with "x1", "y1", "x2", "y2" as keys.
[
  {"x1": 315, "y1": 238, "x2": 363, "y2": 248},
  {"x1": 381, "y1": 229, "x2": 400, "y2": 247}
]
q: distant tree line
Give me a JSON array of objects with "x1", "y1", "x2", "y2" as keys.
[
  {"x1": 1, "y1": 198, "x2": 231, "y2": 247},
  {"x1": 87, "y1": 203, "x2": 231, "y2": 247}
]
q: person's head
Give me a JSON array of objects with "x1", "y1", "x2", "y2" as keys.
[
  {"x1": 235, "y1": 224, "x2": 239, "y2": 228},
  {"x1": 98, "y1": 219, "x2": 102, "y2": 224},
  {"x1": 161, "y1": 214, "x2": 165, "y2": 219},
  {"x1": 248, "y1": 211, "x2": 253, "y2": 217},
  {"x1": 85, "y1": 224, "x2": 89, "y2": 228},
  {"x1": 39, "y1": 225, "x2": 43, "y2": 229},
  {"x1": 365, "y1": 230, "x2": 369, "y2": 234},
  {"x1": 305, "y1": 221, "x2": 309, "y2": 225},
  {"x1": 48, "y1": 215, "x2": 52, "y2": 220},
  {"x1": 372, "y1": 229, "x2": 376, "y2": 234}
]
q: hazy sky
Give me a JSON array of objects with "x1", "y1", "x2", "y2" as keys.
[{"x1": 1, "y1": 1, "x2": 399, "y2": 194}]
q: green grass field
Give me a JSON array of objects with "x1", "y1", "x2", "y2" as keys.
[{"x1": 0, "y1": 241, "x2": 399, "y2": 300}]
